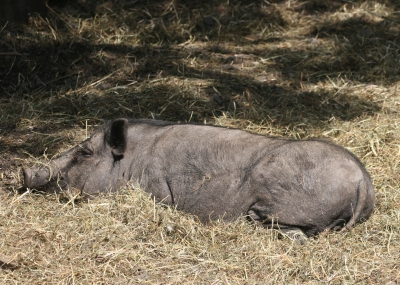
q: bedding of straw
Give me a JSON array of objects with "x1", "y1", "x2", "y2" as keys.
[{"x1": 0, "y1": 0, "x2": 399, "y2": 284}]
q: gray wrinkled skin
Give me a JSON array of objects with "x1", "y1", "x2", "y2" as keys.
[{"x1": 23, "y1": 119, "x2": 375, "y2": 237}]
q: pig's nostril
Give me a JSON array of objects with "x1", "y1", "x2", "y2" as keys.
[{"x1": 50, "y1": 177, "x2": 59, "y2": 182}]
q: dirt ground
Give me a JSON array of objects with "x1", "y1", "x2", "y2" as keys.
[{"x1": 1, "y1": 0, "x2": 400, "y2": 284}]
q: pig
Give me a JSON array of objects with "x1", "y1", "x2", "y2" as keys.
[{"x1": 23, "y1": 118, "x2": 375, "y2": 238}]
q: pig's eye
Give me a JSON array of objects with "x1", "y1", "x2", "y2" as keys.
[{"x1": 78, "y1": 148, "x2": 93, "y2": 157}]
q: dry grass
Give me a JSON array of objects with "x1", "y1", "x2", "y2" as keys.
[
  {"x1": 0, "y1": 186, "x2": 398, "y2": 284},
  {"x1": 0, "y1": 0, "x2": 399, "y2": 283}
]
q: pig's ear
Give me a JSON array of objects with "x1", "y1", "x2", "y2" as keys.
[{"x1": 107, "y1": 118, "x2": 128, "y2": 157}]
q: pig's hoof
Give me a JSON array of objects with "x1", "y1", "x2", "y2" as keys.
[{"x1": 280, "y1": 229, "x2": 308, "y2": 244}]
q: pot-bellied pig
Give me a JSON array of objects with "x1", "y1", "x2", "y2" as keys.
[{"x1": 23, "y1": 118, "x2": 375, "y2": 237}]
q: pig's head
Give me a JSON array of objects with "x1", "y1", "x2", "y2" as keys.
[{"x1": 23, "y1": 118, "x2": 130, "y2": 196}]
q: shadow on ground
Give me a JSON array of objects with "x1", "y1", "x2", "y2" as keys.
[{"x1": 1, "y1": 0, "x2": 397, "y2": 180}]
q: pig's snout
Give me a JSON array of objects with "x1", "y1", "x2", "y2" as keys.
[
  {"x1": 23, "y1": 167, "x2": 51, "y2": 188},
  {"x1": 23, "y1": 168, "x2": 32, "y2": 187}
]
